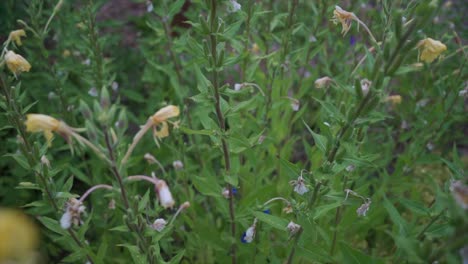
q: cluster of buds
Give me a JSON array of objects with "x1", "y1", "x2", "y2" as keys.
[{"x1": 286, "y1": 221, "x2": 301, "y2": 236}]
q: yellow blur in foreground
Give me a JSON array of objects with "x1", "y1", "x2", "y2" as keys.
[{"x1": 0, "y1": 209, "x2": 39, "y2": 264}]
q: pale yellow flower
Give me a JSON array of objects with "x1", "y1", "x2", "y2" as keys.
[
  {"x1": 151, "y1": 105, "x2": 180, "y2": 124},
  {"x1": 4, "y1": 50, "x2": 31, "y2": 76},
  {"x1": 386, "y1": 95, "x2": 402, "y2": 105},
  {"x1": 24, "y1": 114, "x2": 73, "y2": 147},
  {"x1": 0, "y1": 209, "x2": 39, "y2": 263},
  {"x1": 331, "y1": 6, "x2": 356, "y2": 36},
  {"x1": 154, "y1": 121, "x2": 169, "y2": 139},
  {"x1": 121, "y1": 105, "x2": 180, "y2": 166},
  {"x1": 8, "y1": 29, "x2": 26, "y2": 46},
  {"x1": 314, "y1": 76, "x2": 332, "y2": 89},
  {"x1": 417, "y1": 38, "x2": 447, "y2": 63}
]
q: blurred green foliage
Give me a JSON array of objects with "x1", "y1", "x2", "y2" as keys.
[{"x1": 0, "y1": 0, "x2": 467, "y2": 263}]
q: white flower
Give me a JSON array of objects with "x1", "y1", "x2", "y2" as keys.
[
  {"x1": 286, "y1": 221, "x2": 301, "y2": 235},
  {"x1": 234, "y1": 83, "x2": 243, "y2": 91},
  {"x1": 88, "y1": 87, "x2": 98, "y2": 97},
  {"x1": 356, "y1": 199, "x2": 371, "y2": 217},
  {"x1": 345, "y1": 165, "x2": 355, "y2": 172},
  {"x1": 360, "y1": 79, "x2": 371, "y2": 96},
  {"x1": 227, "y1": 0, "x2": 241, "y2": 13},
  {"x1": 156, "y1": 180, "x2": 175, "y2": 209},
  {"x1": 111, "y1": 81, "x2": 119, "y2": 91},
  {"x1": 151, "y1": 218, "x2": 167, "y2": 232},
  {"x1": 146, "y1": 1, "x2": 154, "y2": 13},
  {"x1": 173, "y1": 160, "x2": 184, "y2": 170},
  {"x1": 450, "y1": 180, "x2": 468, "y2": 210},
  {"x1": 60, "y1": 211, "x2": 72, "y2": 229},
  {"x1": 242, "y1": 219, "x2": 257, "y2": 243},
  {"x1": 290, "y1": 99, "x2": 300, "y2": 112},
  {"x1": 60, "y1": 198, "x2": 86, "y2": 229},
  {"x1": 290, "y1": 176, "x2": 309, "y2": 195},
  {"x1": 222, "y1": 187, "x2": 230, "y2": 199}
]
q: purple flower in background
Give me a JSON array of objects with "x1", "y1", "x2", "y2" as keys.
[
  {"x1": 350, "y1": 35, "x2": 357, "y2": 46},
  {"x1": 262, "y1": 209, "x2": 271, "y2": 214}
]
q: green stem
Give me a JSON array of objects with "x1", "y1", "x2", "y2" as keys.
[{"x1": 208, "y1": 1, "x2": 236, "y2": 263}]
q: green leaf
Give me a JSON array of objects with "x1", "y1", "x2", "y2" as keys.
[
  {"x1": 37, "y1": 216, "x2": 65, "y2": 235},
  {"x1": 313, "y1": 202, "x2": 342, "y2": 220},
  {"x1": 192, "y1": 176, "x2": 221, "y2": 197},
  {"x1": 138, "y1": 189, "x2": 151, "y2": 212},
  {"x1": 118, "y1": 244, "x2": 147, "y2": 264},
  {"x1": 383, "y1": 196, "x2": 407, "y2": 234},
  {"x1": 179, "y1": 126, "x2": 214, "y2": 136},
  {"x1": 339, "y1": 242, "x2": 384, "y2": 264},
  {"x1": 252, "y1": 211, "x2": 289, "y2": 231},
  {"x1": 110, "y1": 225, "x2": 130, "y2": 232},
  {"x1": 303, "y1": 120, "x2": 328, "y2": 154},
  {"x1": 4, "y1": 153, "x2": 30, "y2": 170},
  {"x1": 167, "y1": 250, "x2": 185, "y2": 264},
  {"x1": 167, "y1": 0, "x2": 186, "y2": 17}
]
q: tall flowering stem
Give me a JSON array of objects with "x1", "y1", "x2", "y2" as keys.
[
  {"x1": 208, "y1": 1, "x2": 236, "y2": 263},
  {"x1": 0, "y1": 74, "x2": 95, "y2": 263}
]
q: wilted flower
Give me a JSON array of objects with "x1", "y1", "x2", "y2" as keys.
[
  {"x1": 283, "y1": 204, "x2": 293, "y2": 214},
  {"x1": 156, "y1": 180, "x2": 175, "y2": 209},
  {"x1": 386, "y1": 95, "x2": 402, "y2": 105},
  {"x1": 60, "y1": 198, "x2": 86, "y2": 229},
  {"x1": 450, "y1": 180, "x2": 468, "y2": 210},
  {"x1": 286, "y1": 221, "x2": 301, "y2": 235},
  {"x1": 315, "y1": 76, "x2": 333, "y2": 89},
  {"x1": 0, "y1": 209, "x2": 39, "y2": 262},
  {"x1": 121, "y1": 105, "x2": 180, "y2": 165},
  {"x1": 356, "y1": 199, "x2": 371, "y2": 217},
  {"x1": 346, "y1": 165, "x2": 355, "y2": 172},
  {"x1": 331, "y1": 6, "x2": 357, "y2": 36},
  {"x1": 241, "y1": 219, "x2": 258, "y2": 243},
  {"x1": 108, "y1": 199, "x2": 116, "y2": 210},
  {"x1": 417, "y1": 38, "x2": 447, "y2": 63},
  {"x1": 290, "y1": 99, "x2": 300, "y2": 112},
  {"x1": 25, "y1": 114, "x2": 64, "y2": 146},
  {"x1": 9, "y1": 29, "x2": 26, "y2": 46},
  {"x1": 4, "y1": 50, "x2": 31, "y2": 76},
  {"x1": 251, "y1": 43, "x2": 260, "y2": 54},
  {"x1": 360, "y1": 79, "x2": 371, "y2": 96},
  {"x1": 41, "y1": 155, "x2": 51, "y2": 168},
  {"x1": 290, "y1": 175, "x2": 309, "y2": 195},
  {"x1": 151, "y1": 218, "x2": 167, "y2": 232},
  {"x1": 227, "y1": 0, "x2": 241, "y2": 13},
  {"x1": 173, "y1": 160, "x2": 184, "y2": 170}
]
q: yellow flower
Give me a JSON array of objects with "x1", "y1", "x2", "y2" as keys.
[
  {"x1": 0, "y1": 209, "x2": 39, "y2": 263},
  {"x1": 331, "y1": 6, "x2": 356, "y2": 36},
  {"x1": 25, "y1": 114, "x2": 62, "y2": 146},
  {"x1": 4, "y1": 50, "x2": 31, "y2": 76},
  {"x1": 151, "y1": 105, "x2": 180, "y2": 124},
  {"x1": 417, "y1": 38, "x2": 447, "y2": 63},
  {"x1": 386, "y1": 95, "x2": 402, "y2": 105},
  {"x1": 154, "y1": 121, "x2": 169, "y2": 139},
  {"x1": 8, "y1": 29, "x2": 26, "y2": 46}
]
